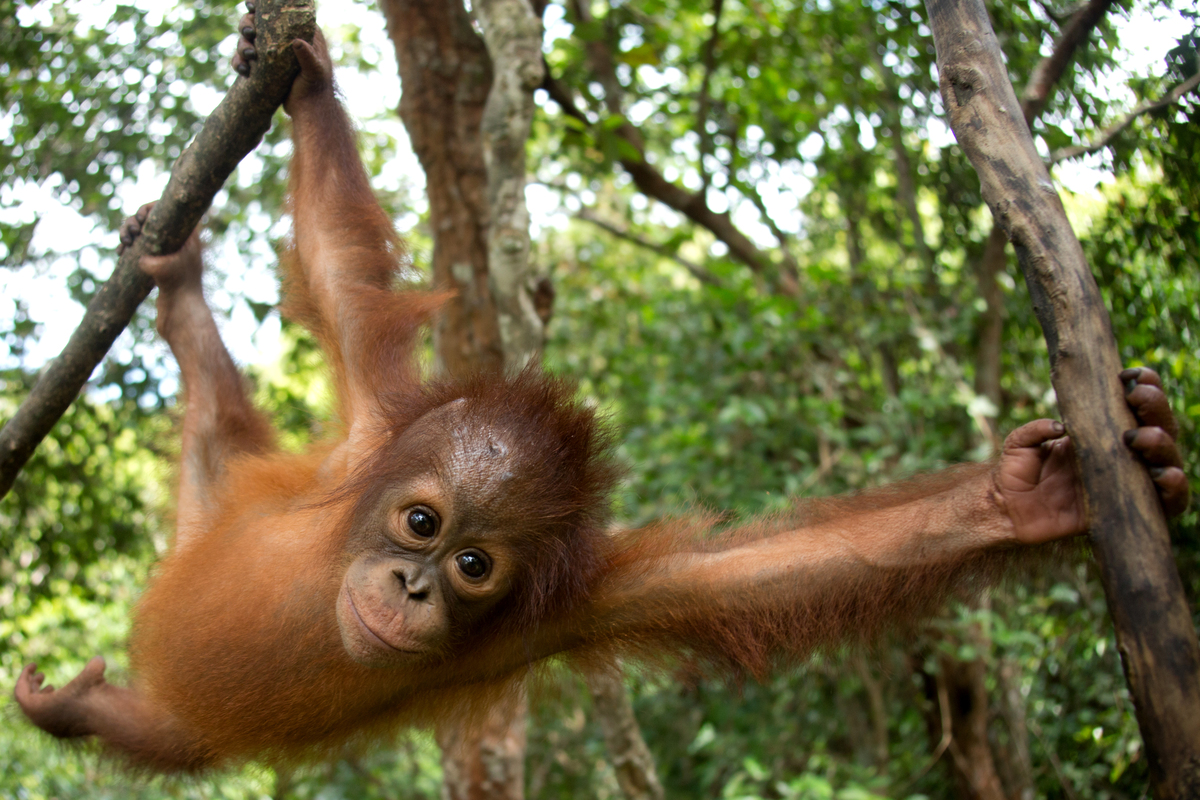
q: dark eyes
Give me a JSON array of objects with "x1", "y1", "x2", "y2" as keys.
[
  {"x1": 456, "y1": 551, "x2": 488, "y2": 579},
  {"x1": 406, "y1": 508, "x2": 438, "y2": 538},
  {"x1": 401, "y1": 509, "x2": 489, "y2": 580}
]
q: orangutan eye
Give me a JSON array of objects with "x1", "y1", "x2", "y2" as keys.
[
  {"x1": 456, "y1": 552, "x2": 489, "y2": 579},
  {"x1": 406, "y1": 508, "x2": 438, "y2": 538}
]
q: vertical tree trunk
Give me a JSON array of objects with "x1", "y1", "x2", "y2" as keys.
[
  {"x1": 940, "y1": 654, "x2": 1006, "y2": 800},
  {"x1": 973, "y1": 224, "x2": 1006, "y2": 416},
  {"x1": 996, "y1": 658, "x2": 1035, "y2": 800},
  {"x1": 925, "y1": 1, "x2": 1200, "y2": 795},
  {"x1": 381, "y1": 0, "x2": 503, "y2": 379},
  {"x1": 381, "y1": 3, "x2": 523, "y2": 796},
  {"x1": 476, "y1": 0, "x2": 547, "y2": 370},
  {"x1": 382, "y1": 4, "x2": 660, "y2": 795},
  {"x1": 851, "y1": 654, "x2": 890, "y2": 771},
  {"x1": 587, "y1": 665, "x2": 665, "y2": 800},
  {"x1": 437, "y1": 691, "x2": 528, "y2": 800}
]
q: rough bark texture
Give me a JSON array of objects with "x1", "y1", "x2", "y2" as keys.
[
  {"x1": 972, "y1": 0, "x2": 1114, "y2": 423},
  {"x1": 475, "y1": 0, "x2": 547, "y2": 371},
  {"x1": 382, "y1": 2, "x2": 543, "y2": 793},
  {"x1": 586, "y1": 664, "x2": 664, "y2": 800},
  {"x1": 382, "y1": 0, "x2": 503, "y2": 379},
  {"x1": 926, "y1": 1, "x2": 1200, "y2": 796},
  {"x1": 0, "y1": 0, "x2": 315, "y2": 501},
  {"x1": 436, "y1": 689, "x2": 528, "y2": 800}
]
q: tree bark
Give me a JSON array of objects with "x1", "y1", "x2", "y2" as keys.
[
  {"x1": 586, "y1": 664, "x2": 665, "y2": 800},
  {"x1": 436, "y1": 689, "x2": 528, "y2": 800},
  {"x1": 475, "y1": 0, "x2": 547, "y2": 370},
  {"x1": 382, "y1": 4, "x2": 526, "y2": 797},
  {"x1": 972, "y1": 0, "x2": 1115, "y2": 424},
  {"x1": 996, "y1": 657, "x2": 1035, "y2": 800},
  {"x1": 926, "y1": 1, "x2": 1200, "y2": 796},
  {"x1": 382, "y1": 0, "x2": 503, "y2": 379},
  {"x1": 0, "y1": 0, "x2": 315, "y2": 501},
  {"x1": 940, "y1": 654, "x2": 1006, "y2": 800}
]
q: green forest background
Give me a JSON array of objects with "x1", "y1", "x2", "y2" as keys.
[{"x1": 1, "y1": 0, "x2": 1199, "y2": 797}]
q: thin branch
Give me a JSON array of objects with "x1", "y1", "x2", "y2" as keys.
[
  {"x1": 541, "y1": 64, "x2": 591, "y2": 124},
  {"x1": 1021, "y1": 0, "x2": 1117, "y2": 123},
  {"x1": 895, "y1": 669, "x2": 954, "y2": 794},
  {"x1": 558, "y1": 1, "x2": 777, "y2": 281},
  {"x1": 577, "y1": 210, "x2": 721, "y2": 286},
  {"x1": 695, "y1": 0, "x2": 724, "y2": 191},
  {"x1": 730, "y1": 175, "x2": 800, "y2": 291},
  {"x1": 1049, "y1": 70, "x2": 1200, "y2": 163},
  {"x1": 0, "y1": 0, "x2": 315, "y2": 500}
]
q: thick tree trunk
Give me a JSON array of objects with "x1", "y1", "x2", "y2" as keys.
[
  {"x1": 383, "y1": 6, "x2": 660, "y2": 796},
  {"x1": 475, "y1": 0, "x2": 547, "y2": 370},
  {"x1": 0, "y1": 0, "x2": 315, "y2": 500},
  {"x1": 926, "y1": 1, "x2": 1200, "y2": 795},
  {"x1": 381, "y1": 3, "x2": 528, "y2": 796},
  {"x1": 381, "y1": 0, "x2": 503, "y2": 379},
  {"x1": 381, "y1": 5, "x2": 522, "y2": 796}
]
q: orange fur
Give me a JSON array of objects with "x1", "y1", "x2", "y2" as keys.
[{"x1": 15, "y1": 44, "x2": 1063, "y2": 774}]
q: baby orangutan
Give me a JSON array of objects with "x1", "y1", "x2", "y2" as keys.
[{"x1": 14, "y1": 15, "x2": 1189, "y2": 772}]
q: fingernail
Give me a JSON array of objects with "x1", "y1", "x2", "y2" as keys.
[
  {"x1": 246, "y1": 1, "x2": 256, "y2": 10},
  {"x1": 1123, "y1": 430, "x2": 1137, "y2": 446},
  {"x1": 1150, "y1": 467, "x2": 1165, "y2": 479},
  {"x1": 1051, "y1": 421, "x2": 1064, "y2": 435},
  {"x1": 236, "y1": 62, "x2": 250, "y2": 76},
  {"x1": 1120, "y1": 367, "x2": 1141, "y2": 392},
  {"x1": 242, "y1": 26, "x2": 255, "y2": 39},
  {"x1": 242, "y1": 47, "x2": 256, "y2": 60}
]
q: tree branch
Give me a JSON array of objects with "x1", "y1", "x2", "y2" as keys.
[
  {"x1": 972, "y1": 0, "x2": 1114, "y2": 422},
  {"x1": 577, "y1": 209, "x2": 721, "y2": 286},
  {"x1": 0, "y1": 0, "x2": 315, "y2": 500},
  {"x1": 559, "y1": 0, "x2": 778, "y2": 281},
  {"x1": 1021, "y1": 0, "x2": 1117, "y2": 123},
  {"x1": 1049, "y1": 69, "x2": 1200, "y2": 163},
  {"x1": 586, "y1": 662, "x2": 664, "y2": 800},
  {"x1": 927, "y1": 1, "x2": 1200, "y2": 794}
]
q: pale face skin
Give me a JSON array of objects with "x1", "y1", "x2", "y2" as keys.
[{"x1": 335, "y1": 405, "x2": 524, "y2": 667}]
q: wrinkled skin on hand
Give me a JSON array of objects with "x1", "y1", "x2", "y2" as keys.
[{"x1": 995, "y1": 366, "x2": 1188, "y2": 545}]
